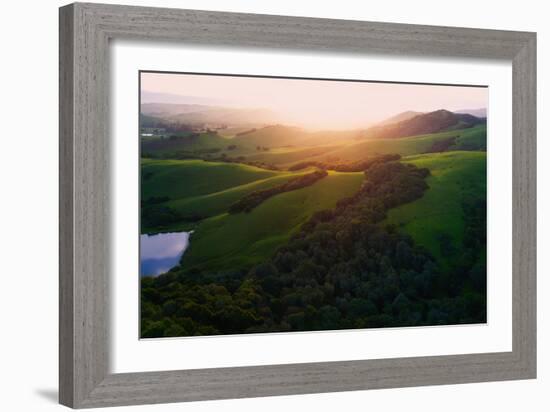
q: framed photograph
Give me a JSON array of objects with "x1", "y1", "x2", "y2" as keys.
[{"x1": 59, "y1": 2, "x2": 536, "y2": 408}]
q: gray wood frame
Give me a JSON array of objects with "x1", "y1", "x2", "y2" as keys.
[{"x1": 59, "y1": 2, "x2": 536, "y2": 408}]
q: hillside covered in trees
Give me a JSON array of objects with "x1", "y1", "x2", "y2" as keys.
[{"x1": 141, "y1": 159, "x2": 486, "y2": 337}]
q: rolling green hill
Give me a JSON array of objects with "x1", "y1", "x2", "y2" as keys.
[
  {"x1": 140, "y1": 121, "x2": 486, "y2": 169},
  {"x1": 230, "y1": 125, "x2": 486, "y2": 168},
  {"x1": 245, "y1": 145, "x2": 342, "y2": 165},
  {"x1": 231, "y1": 125, "x2": 308, "y2": 148},
  {"x1": 296, "y1": 125, "x2": 486, "y2": 164},
  {"x1": 141, "y1": 159, "x2": 281, "y2": 200},
  {"x1": 384, "y1": 151, "x2": 486, "y2": 265},
  {"x1": 180, "y1": 171, "x2": 365, "y2": 272},
  {"x1": 165, "y1": 169, "x2": 312, "y2": 220},
  {"x1": 361, "y1": 109, "x2": 485, "y2": 140},
  {"x1": 141, "y1": 159, "x2": 319, "y2": 232},
  {"x1": 231, "y1": 125, "x2": 359, "y2": 151},
  {"x1": 452, "y1": 126, "x2": 487, "y2": 150}
]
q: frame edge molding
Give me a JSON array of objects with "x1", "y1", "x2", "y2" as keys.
[{"x1": 59, "y1": 3, "x2": 76, "y2": 408}]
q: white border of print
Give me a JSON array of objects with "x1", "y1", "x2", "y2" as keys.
[{"x1": 110, "y1": 39, "x2": 512, "y2": 374}]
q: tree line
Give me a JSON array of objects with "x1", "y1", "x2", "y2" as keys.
[
  {"x1": 229, "y1": 170, "x2": 328, "y2": 214},
  {"x1": 287, "y1": 154, "x2": 401, "y2": 172}
]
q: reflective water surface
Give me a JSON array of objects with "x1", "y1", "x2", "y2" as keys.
[{"x1": 140, "y1": 231, "x2": 192, "y2": 277}]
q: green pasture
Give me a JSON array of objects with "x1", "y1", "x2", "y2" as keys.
[
  {"x1": 385, "y1": 151, "x2": 487, "y2": 264},
  {"x1": 181, "y1": 171, "x2": 365, "y2": 272}
]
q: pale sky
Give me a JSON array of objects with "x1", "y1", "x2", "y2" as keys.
[{"x1": 141, "y1": 72, "x2": 487, "y2": 130}]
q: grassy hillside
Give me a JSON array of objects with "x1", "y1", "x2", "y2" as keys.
[
  {"x1": 227, "y1": 125, "x2": 486, "y2": 168},
  {"x1": 231, "y1": 125, "x2": 485, "y2": 168},
  {"x1": 452, "y1": 126, "x2": 487, "y2": 150},
  {"x1": 385, "y1": 151, "x2": 486, "y2": 265},
  {"x1": 165, "y1": 170, "x2": 311, "y2": 219},
  {"x1": 298, "y1": 125, "x2": 486, "y2": 163},
  {"x1": 231, "y1": 126, "x2": 358, "y2": 151},
  {"x1": 181, "y1": 171, "x2": 365, "y2": 272},
  {"x1": 141, "y1": 159, "x2": 281, "y2": 200},
  {"x1": 232, "y1": 125, "x2": 308, "y2": 148},
  {"x1": 140, "y1": 123, "x2": 486, "y2": 169},
  {"x1": 362, "y1": 109, "x2": 485, "y2": 140},
  {"x1": 245, "y1": 145, "x2": 342, "y2": 165}
]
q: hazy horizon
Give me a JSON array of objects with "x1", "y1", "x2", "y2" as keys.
[{"x1": 141, "y1": 72, "x2": 487, "y2": 130}]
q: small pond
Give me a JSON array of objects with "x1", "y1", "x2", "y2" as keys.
[{"x1": 140, "y1": 231, "x2": 193, "y2": 277}]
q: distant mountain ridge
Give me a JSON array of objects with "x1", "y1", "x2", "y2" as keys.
[
  {"x1": 455, "y1": 108, "x2": 487, "y2": 118},
  {"x1": 141, "y1": 91, "x2": 225, "y2": 106},
  {"x1": 141, "y1": 102, "x2": 279, "y2": 127},
  {"x1": 362, "y1": 109, "x2": 486, "y2": 140},
  {"x1": 378, "y1": 111, "x2": 423, "y2": 126},
  {"x1": 142, "y1": 103, "x2": 217, "y2": 117},
  {"x1": 168, "y1": 108, "x2": 278, "y2": 127}
]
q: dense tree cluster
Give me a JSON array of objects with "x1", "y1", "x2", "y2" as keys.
[
  {"x1": 141, "y1": 204, "x2": 204, "y2": 229},
  {"x1": 148, "y1": 149, "x2": 221, "y2": 161},
  {"x1": 141, "y1": 195, "x2": 205, "y2": 229},
  {"x1": 140, "y1": 160, "x2": 486, "y2": 338},
  {"x1": 141, "y1": 204, "x2": 181, "y2": 228},
  {"x1": 229, "y1": 170, "x2": 328, "y2": 214},
  {"x1": 287, "y1": 154, "x2": 401, "y2": 172},
  {"x1": 204, "y1": 157, "x2": 280, "y2": 171}
]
